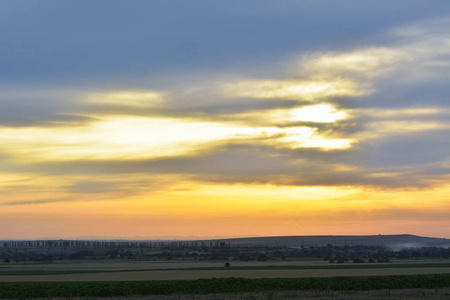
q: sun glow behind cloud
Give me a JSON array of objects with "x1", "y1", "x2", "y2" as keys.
[
  {"x1": 0, "y1": 80, "x2": 360, "y2": 162},
  {"x1": 274, "y1": 104, "x2": 350, "y2": 123},
  {"x1": 0, "y1": 113, "x2": 353, "y2": 162}
]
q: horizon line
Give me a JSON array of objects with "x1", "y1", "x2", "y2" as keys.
[{"x1": 1, "y1": 233, "x2": 447, "y2": 241}]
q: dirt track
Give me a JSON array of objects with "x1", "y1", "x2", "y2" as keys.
[
  {"x1": 0, "y1": 260, "x2": 328, "y2": 271},
  {"x1": 1, "y1": 267, "x2": 449, "y2": 282},
  {"x1": 2, "y1": 259, "x2": 447, "y2": 272}
]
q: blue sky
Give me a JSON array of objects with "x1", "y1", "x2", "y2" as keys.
[{"x1": 2, "y1": 1, "x2": 449, "y2": 85}]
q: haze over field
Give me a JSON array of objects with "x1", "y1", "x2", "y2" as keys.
[{"x1": 0, "y1": 1, "x2": 449, "y2": 239}]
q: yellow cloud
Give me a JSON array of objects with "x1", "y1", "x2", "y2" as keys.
[
  {"x1": 0, "y1": 114, "x2": 354, "y2": 162},
  {"x1": 2, "y1": 174, "x2": 449, "y2": 238},
  {"x1": 85, "y1": 90, "x2": 165, "y2": 108},
  {"x1": 349, "y1": 106, "x2": 450, "y2": 142},
  {"x1": 174, "y1": 183, "x2": 358, "y2": 201},
  {"x1": 0, "y1": 172, "x2": 72, "y2": 205},
  {"x1": 360, "y1": 107, "x2": 449, "y2": 118},
  {"x1": 300, "y1": 47, "x2": 403, "y2": 80},
  {"x1": 224, "y1": 79, "x2": 363, "y2": 100},
  {"x1": 360, "y1": 120, "x2": 448, "y2": 140}
]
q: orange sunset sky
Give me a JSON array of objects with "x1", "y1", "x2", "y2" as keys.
[{"x1": 0, "y1": 1, "x2": 449, "y2": 239}]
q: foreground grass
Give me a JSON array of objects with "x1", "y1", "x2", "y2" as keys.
[
  {"x1": 38, "y1": 288, "x2": 450, "y2": 300},
  {"x1": 0, "y1": 274, "x2": 449, "y2": 298}
]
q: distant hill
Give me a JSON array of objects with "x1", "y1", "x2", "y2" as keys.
[{"x1": 220, "y1": 234, "x2": 450, "y2": 249}]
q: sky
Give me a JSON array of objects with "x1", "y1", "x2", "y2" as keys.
[{"x1": 0, "y1": 0, "x2": 449, "y2": 240}]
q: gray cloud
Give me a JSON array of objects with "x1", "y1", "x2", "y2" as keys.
[
  {"x1": 0, "y1": 10, "x2": 449, "y2": 207},
  {"x1": 65, "y1": 180, "x2": 126, "y2": 194},
  {"x1": 0, "y1": 88, "x2": 91, "y2": 127},
  {"x1": 3, "y1": 138, "x2": 444, "y2": 192},
  {"x1": 0, "y1": 198, "x2": 71, "y2": 206}
]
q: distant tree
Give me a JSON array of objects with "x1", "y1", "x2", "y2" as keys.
[
  {"x1": 235, "y1": 253, "x2": 251, "y2": 261},
  {"x1": 377, "y1": 258, "x2": 390, "y2": 263},
  {"x1": 257, "y1": 253, "x2": 269, "y2": 261}
]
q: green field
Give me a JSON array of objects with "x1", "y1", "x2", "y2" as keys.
[
  {"x1": 2, "y1": 252, "x2": 449, "y2": 298},
  {"x1": 0, "y1": 274, "x2": 449, "y2": 298}
]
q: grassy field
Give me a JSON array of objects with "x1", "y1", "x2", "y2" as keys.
[{"x1": 1, "y1": 259, "x2": 449, "y2": 299}]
